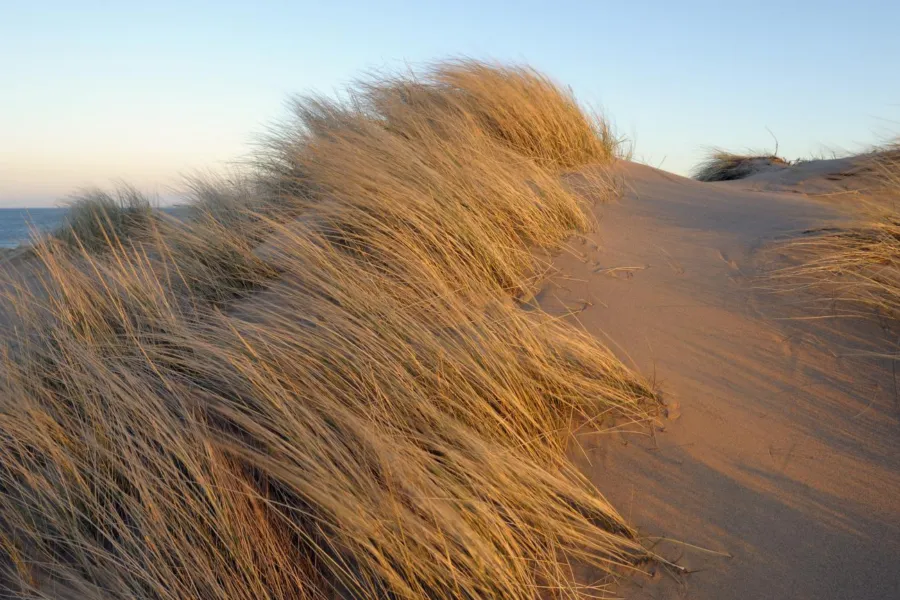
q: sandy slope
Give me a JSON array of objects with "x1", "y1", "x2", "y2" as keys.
[
  {"x1": 728, "y1": 154, "x2": 885, "y2": 196},
  {"x1": 542, "y1": 162, "x2": 900, "y2": 599}
]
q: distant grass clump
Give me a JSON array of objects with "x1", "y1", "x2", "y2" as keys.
[
  {"x1": 55, "y1": 184, "x2": 156, "y2": 252},
  {"x1": 692, "y1": 149, "x2": 790, "y2": 182},
  {"x1": 0, "y1": 59, "x2": 657, "y2": 599}
]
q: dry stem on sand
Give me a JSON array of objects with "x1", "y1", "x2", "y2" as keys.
[{"x1": 0, "y1": 60, "x2": 658, "y2": 599}]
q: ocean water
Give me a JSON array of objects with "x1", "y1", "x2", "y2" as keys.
[
  {"x1": 0, "y1": 206, "x2": 194, "y2": 249},
  {"x1": 0, "y1": 208, "x2": 70, "y2": 249}
]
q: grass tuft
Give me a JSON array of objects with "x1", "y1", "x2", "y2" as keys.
[
  {"x1": 55, "y1": 184, "x2": 156, "y2": 252},
  {"x1": 770, "y1": 142, "x2": 900, "y2": 322},
  {"x1": 427, "y1": 59, "x2": 621, "y2": 169},
  {"x1": 692, "y1": 150, "x2": 789, "y2": 182}
]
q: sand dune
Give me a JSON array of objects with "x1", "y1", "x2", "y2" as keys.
[
  {"x1": 2, "y1": 155, "x2": 897, "y2": 599},
  {"x1": 725, "y1": 154, "x2": 887, "y2": 196},
  {"x1": 539, "y1": 161, "x2": 900, "y2": 599},
  {"x1": 1, "y1": 59, "x2": 898, "y2": 599}
]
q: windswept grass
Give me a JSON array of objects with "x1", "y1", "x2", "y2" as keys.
[
  {"x1": 426, "y1": 59, "x2": 621, "y2": 169},
  {"x1": 692, "y1": 150, "x2": 789, "y2": 182},
  {"x1": 0, "y1": 59, "x2": 657, "y2": 599},
  {"x1": 770, "y1": 142, "x2": 900, "y2": 322},
  {"x1": 55, "y1": 184, "x2": 156, "y2": 252},
  {"x1": 275, "y1": 98, "x2": 591, "y2": 295}
]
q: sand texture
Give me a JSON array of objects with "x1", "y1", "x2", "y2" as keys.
[{"x1": 538, "y1": 162, "x2": 900, "y2": 599}]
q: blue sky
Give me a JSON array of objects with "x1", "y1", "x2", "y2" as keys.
[{"x1": 2, "y1": 0, "x2": 898, "y2": 207}]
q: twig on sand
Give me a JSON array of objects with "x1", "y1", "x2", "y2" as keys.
[
  {"x1": 644, "y1": 536, "x2": 734, "y2": 559},
  {"x1": 594, "y1": 264, "x2": 650, "y2": 277}
]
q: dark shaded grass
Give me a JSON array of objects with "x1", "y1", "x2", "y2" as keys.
[
  {"x1": 55, "y1": 185, "x2": 156, "y2": 253},
  {"x1": 692, "y1": 150, "x2": 789, "y2": 182}
]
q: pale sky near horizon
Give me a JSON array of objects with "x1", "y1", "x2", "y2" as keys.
[{"x1": 2, "y1": 1, "x2": 899, "y2": 207}]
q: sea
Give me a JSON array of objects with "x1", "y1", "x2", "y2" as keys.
[
  {"x1": 0, "y1": 206, "x2": 193, "y2": 249},
  {"x1": 0, "y1": 208, "x2": 70, "y2": 249}
]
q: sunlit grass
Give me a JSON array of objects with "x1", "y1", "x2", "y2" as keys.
[{"x1": 0, "y1": 60, "x2": 657, "y2": 599}]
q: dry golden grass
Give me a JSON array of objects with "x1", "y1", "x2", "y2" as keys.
[
  {"x1": 692, "y1": 150, "x2": 789, "y2": 182},
  {"x1": 426, "y1": 59, "x2": 621, "y2": 169},
  {"x1": 274, "y1": 99, "x2": 592, "y2": 296},
  {"x1": 0, "y1": 59, "x2": 657, "y2": 599},
  {"x1": 770, "y1": 143, "x2": 900, "y2": 321}
]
